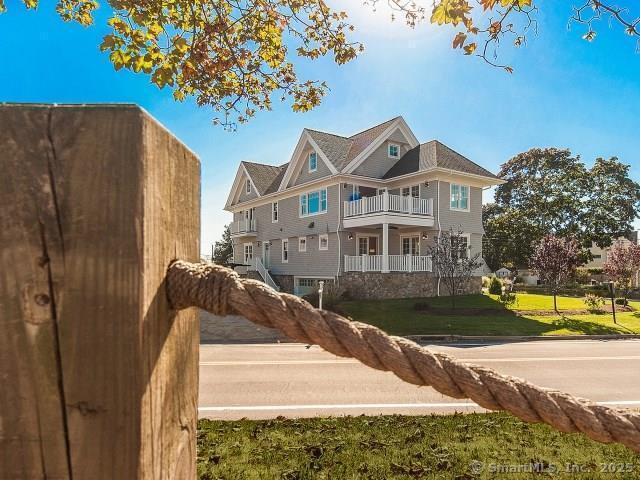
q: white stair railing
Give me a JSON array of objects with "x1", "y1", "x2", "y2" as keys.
[{"x1": 254, "y1": 257, "x2": 280, "y2": 291}]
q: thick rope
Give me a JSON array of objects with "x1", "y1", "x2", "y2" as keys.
[{"x1": 167, "y1": 260, "x2": 640, "y2": 453}]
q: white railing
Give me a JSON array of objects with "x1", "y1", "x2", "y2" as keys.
[
  {"x1": 345, "y1": 255, "x2": 432, "y2": 273},
  {"x1": 231, "y1": 218, "x2": 256, "y2": 234},
  {"x1": 343, "y1": 255, "x2": 383, "y2": 272},
  {"x1": 344, "y1": 193, "x2": 433, "y2": 218},
  {"x1": 252, "y1": 257, "x2": 280, "y2": 291}
]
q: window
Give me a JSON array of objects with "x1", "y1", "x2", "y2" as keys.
[
  {"x1": 377, "y1": 188, "x2": 387, "y2": 196},
  {"x1": 592, "y1": 254, "x2": 602, "y2": 259},
  {"x1": 298, "y1": 236, "x2": 307, "y2": 252},
  {"x1": 450, "y1": 184, "x2": 469, "y2": 211},
  {"x1": 388, "y1": 143, "x2": 400, "y2": 158},
  {"x1": 243, "y1": 243, "x2": 253, "y2": 264},
  {"x1": 282, "y1": 239, "x2": 289, "y2": 263},
  {"x1": 451, "y1": 234, "x2": 470, "y2": 260},
  {"x1": 401, "y1": 185, "x2": 420, "y2": 198},
  {"x1": 401, "y1": 236, "x2": 420, "y2": 255},
  {"x1": 308, "y1": 152, "x2": 318, "y2": 172},
  {"x1": 299, "y1": 188, "x2": 327, "y2": 216},
  {"x1": 245, "y1": 178, "x2": 252, "y2": 194},
  {"x1": 272, "y1": 202, "x2": 278, "y2": 223},
  {"x1": 319, "y1": 234, "x2": 329, "y2": 251},
  {"x1": 298, "y1": 278, "x2": 315, "y2": 288}
]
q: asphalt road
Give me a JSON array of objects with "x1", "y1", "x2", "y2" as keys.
[{"x1": 198, "y1": 339, "x2": 640, "y2": 420}]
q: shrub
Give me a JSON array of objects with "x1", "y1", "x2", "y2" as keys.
[
  {"x1": 498, "y1": 292, "x2": 518, "y2": 309},
  {"x1": 488, "y1": 276, "x2": 503, "y2": 295},
  {"x1": 615, "y1": 298, "x2": 628, "y2": 306},
  {"x1": 482, "y1": 276, "x2": 492, "y2": 288},
  {"x1": 514, "y1": 275, "x2": 524, "y2": 284},
  {"x1": 583, "y1": 293, "x2": 605, "y2": 313}
]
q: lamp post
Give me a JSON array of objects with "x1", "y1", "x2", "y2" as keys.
[
  {"x1": 318, "y1": 281, "x2": 325, "y2": 310},
  {"x1": 608, "y1": 281, "x2": 617, "y2": 325}
]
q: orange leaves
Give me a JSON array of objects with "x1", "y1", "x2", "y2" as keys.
[{"x1": 452, "y1": 32, "x2": 467, "y2": 49}]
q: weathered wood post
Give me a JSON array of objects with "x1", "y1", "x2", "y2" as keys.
[{"x1": 0, "y1": 104, "x2": 200, "y2": 479}]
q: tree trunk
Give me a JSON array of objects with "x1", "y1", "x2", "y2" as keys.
[{"x1": 553, "y1": 293, "x2": 558, "y2": 313}]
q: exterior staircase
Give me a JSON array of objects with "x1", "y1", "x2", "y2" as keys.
[{"x1": 252, "y1": 257, "x2": 280, "y2": 291}]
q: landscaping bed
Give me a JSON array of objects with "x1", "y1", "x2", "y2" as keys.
[{"x1": 197, "y1": 413, "x2": 639, "y2": 479}]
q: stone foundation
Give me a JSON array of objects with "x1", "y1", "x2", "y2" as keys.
[
  {"x1": 339, "y1": 273, "x2": 482, "y2": 300},
  {"x1": 271, "y1": 274, "x2": 294, "y2": 294}
]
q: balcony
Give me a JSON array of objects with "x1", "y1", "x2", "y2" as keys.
[
  {"x1": 343, "y1": 192, "x2": 434, "y2": 229},
  {"x1": 231, "y1": 218, "x2": 257, "y2": 236},
  {"x1": 344, "y1": 255, "x2": 432, "y2": 273},
  {"x1": 344, "y1": 193, "x2": 433, "y2": 217}
]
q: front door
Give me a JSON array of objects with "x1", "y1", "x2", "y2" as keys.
[
  {"x1": 401, "y1": 236, "x2": 420, "y2": 255},
  {"x1": 263, "y1": 242, "x2": 271, "y2": 268},
  {"x1": 358, "y1": 236, "x2": 379, "y2": 255}
]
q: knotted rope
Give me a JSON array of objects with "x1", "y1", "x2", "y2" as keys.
[{"x1": 166, "y1": 260, "x2": 640, "y2": 453}]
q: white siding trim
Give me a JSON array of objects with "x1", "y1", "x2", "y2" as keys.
[
  {"x1": 449, "y1": 183, "x2": 471, "y2": 212},
  {"x1": 319, "y1": 233, "x2": 329, "y2": 251},
  {"x1": 343, "y1": 117, "x2": 419, "y2": 174},
  {"x1": 278, "y1": 130, "x2": 338, "y2": 191},
  {"x1": 225, "y1": 162, "x2": 261, "y2": 209}
]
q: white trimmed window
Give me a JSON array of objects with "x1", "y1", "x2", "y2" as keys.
[
  {"x1": 308, "y1": 152, "x2": 318, "y2": 172},
  {"x1": 282, "y1": 239, "x2": 289, "y2": 263},
  {"x1": 452, "y1": 234, "x2": 470, "y2": 260},
  {"x1": 243, "y1": 243, "x2": 253, "y2": 264},
  {"x1": 299, "y1": 188, "x2": 327, "y2": 217},
  {"x1": 388, "y1": 143, "x2": 400, "y2": 158},
  {"x1": 401, "y1": 236, "x2": 420, "y2": 255},
  {"x1": 401, "y1": 185, "x2": 420, "y2": 198},
  {"x1": 298, "y1": 236, "x2": 307, "y2": 252},
  {"x1": 319, "y1": 234, "x2": 329, "y2": 251},
  {"x1": 272, "y1": 202, "x2": 278, "y2": 223},
  {"x1": 245, "y1": 178, "x2": 252, "y2": 194},
  {"x1": 450, "y1": 184, "x2": 469, "y2": 211},
  {"x1": 298, "y1": 278, "x2": 314, "y2": 287}
]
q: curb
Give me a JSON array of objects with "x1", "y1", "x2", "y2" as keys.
[{"x1": 405, "y1": 334, "x2": 640, "y2": 343}]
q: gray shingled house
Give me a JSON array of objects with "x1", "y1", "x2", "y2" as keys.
[{"x1": 224, "y1": 116, "x2": 504, "y2": 299}]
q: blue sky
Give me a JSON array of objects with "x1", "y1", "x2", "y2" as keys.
[{"x1": 1, "y1": 1, "x2": 638, "y2": 252}]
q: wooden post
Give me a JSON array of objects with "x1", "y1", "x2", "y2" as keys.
[{"x1": 0, "y1": 104, "x2": 200, "y2": 479}]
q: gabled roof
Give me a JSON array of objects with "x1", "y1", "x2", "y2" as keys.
[
  {"x1": 242, "y1": 161, "x2": 286, "y2": 195},
  {"x1": 306, "y1": 130, "x2": 352, "y2": 172},
  {"x1": 346, "y1": 117, "x2": 401, "y2": 163},
  {"x1": 383, "y1": 141, "x2": 499, "y2": 180},
  {"x1": 241, "y1": 161, "x2": 291, "y2": 197}
]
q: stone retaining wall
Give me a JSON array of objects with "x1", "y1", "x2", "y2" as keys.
[{"x1": 339, "y1": 273, "x2": 482, "y2": 300}]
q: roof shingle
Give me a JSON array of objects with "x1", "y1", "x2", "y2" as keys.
[{"x1": 383, "y1": 141, "x2": 498, "y2": 179}]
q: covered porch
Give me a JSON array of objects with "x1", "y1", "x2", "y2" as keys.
[{"x1": 342, "y1": 223, "x2": 435, "y2": 273}]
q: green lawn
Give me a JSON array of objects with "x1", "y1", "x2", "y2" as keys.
[
  {"x1": 197, "y1": 413, "x2": 640, "y2": 479},
  {"x1": 337, "y1": 294, "x2": 640, "y2": 337}
]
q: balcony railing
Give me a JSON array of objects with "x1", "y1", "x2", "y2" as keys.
[
  {"x1": 231, "y1": 218, "x2": 256, "y2": 235},
  {"x1": 344, "y1": 192, "x2": 433, "y2": 218},
  {"x1": 344, "y1": 255, "x2": 432, "y2": 273}
]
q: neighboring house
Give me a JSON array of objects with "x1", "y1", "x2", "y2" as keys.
[
  {"x1": 224, "y1": 116, "x2": 504, "y2": 299},
  {"x1": 495, "y1": 267, "x2": 512, "y2": 279},
  {"x1": 583, "y1": 231, "x2": 639, "y2": 269}
]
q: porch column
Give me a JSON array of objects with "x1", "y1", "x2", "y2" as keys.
[{"x1": 382, "y1": 223, "x2": 389, "y2": 273}]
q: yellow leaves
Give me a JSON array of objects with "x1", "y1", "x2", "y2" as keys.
[
  {"x1": 463, "y1": 42, "x2": 476, "y2": 55},
  {"x1": 0, "y1": 0, "x2": 6, "y2": 13},
  {"x1": 430, "y1": 0, "x2": 472, "y2": 26},
  {"x1": 109, "y1": 50, "x2": 129, "y2": 71}
]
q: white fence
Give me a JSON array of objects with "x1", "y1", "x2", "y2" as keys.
[
  {"x1": 344, "y1": 193, "x2": 433, "y2": 218},
  {"x1": 231, "y1": 218, "x2": 256, "y2": 234},
  {"x1": 344, "y1": 255, "x2": 432, "y2": 272}
]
